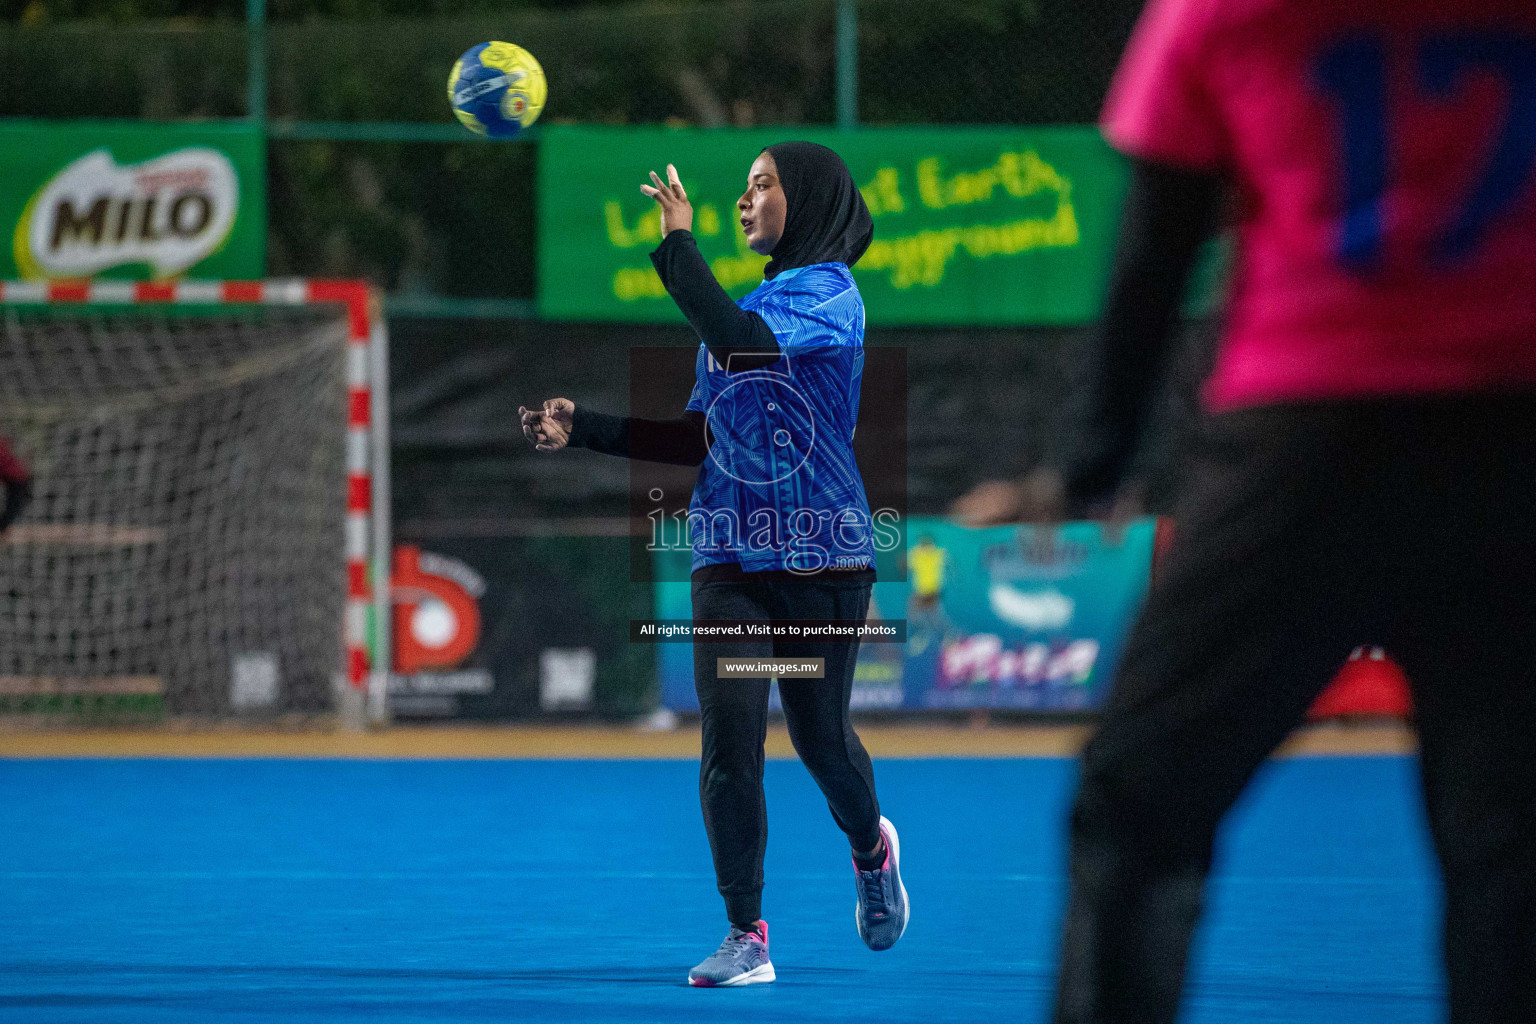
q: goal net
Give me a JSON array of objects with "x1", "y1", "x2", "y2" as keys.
[{"x1": 0, "y1": 281, "x2": 387, "y2": 719}]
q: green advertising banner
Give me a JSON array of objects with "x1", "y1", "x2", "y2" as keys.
[
  {"x1": 538, "y1": 125, "x2": 1130, "y2": 326},
  {"x1": 0, "y1": 120, "x2": 265, "y2": 281}
]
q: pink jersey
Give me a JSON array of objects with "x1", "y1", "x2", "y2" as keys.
[{"x1": 1103, "y1": 0, "x2": 1536, "y2": 411}]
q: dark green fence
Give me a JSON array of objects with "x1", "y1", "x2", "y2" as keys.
[{"x1": 1, "y1": 0, "x2": 1144, "y2": 311}]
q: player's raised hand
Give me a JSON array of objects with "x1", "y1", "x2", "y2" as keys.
[{"x1": 640, "y1": 163, "x2": 693, "y2": 236}]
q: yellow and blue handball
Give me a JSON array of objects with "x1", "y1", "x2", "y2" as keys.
[{"x1": 447, "y1": 42, "x2": 546, "y2": 138}]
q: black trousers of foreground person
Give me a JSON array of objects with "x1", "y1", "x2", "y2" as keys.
[
  {"x1": 691, "y1": 567, "x2": 881, "y2": 928},
  {"x1": 1054, "y1": 391, "x2": 1536, "y2": 1024}
]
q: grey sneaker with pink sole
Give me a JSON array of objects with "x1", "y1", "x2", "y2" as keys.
[
  {"x1": 687, "y1": 920, "x2": 775, "y2": 987},
  {"x1": 854, "y1": 815, "x2": 910, "y2": 951}
]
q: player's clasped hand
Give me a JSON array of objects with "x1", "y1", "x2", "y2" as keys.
[
  {"x1": 519, "y1": 398, "x2": 574, "y2": 453},
  {"x1": 640, "y1": 163, "x2": 693, "y2": 236}
]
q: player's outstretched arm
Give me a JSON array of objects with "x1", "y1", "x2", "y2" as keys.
[
  {"x1": 521, "y1": 397, "x2": 709, "y2": 467},
  {"x1": 1056, "y1": 158, "x2": 1220, "y2": 507},
  {"x1": 950, "y1": 469, "x2": 1068, "y2": 528},
  {"x1": 951, "y1": 158, "x2": 1219, "y2": 528}
]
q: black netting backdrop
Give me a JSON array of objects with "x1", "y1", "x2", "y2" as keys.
[
  {"x1": 267, "y1": 1, "x2": 840, "y2": 126},
  {"x1": 859, "y1": 0, "x2": 1141, "y2": 125},
  {"x1": 0, "y1": 22, "x2": 249, "y2": 120},
  {"x1": 266, "y1": 141, "x2": 538, "y2": 299},
  {"x1": 389, "y1": 315, "x2": 1212, "y2": 531},
  {"x1": 0, "y1": 1, "x2": 1141, "y2": 123}
]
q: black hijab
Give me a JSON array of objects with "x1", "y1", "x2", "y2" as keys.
[{"x1": 762, "y1": 142, "x2": 874, "y2": 280}]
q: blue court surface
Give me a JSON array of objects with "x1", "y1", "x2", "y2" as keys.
[{"x1": 0, "y1": 755, "x2": 1440, "y2": 1023}]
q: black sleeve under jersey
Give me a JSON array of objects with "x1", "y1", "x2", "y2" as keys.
[
  {"x1": 1056, "y1": 157, "x2": 1223, "y2": 506},
  {"x1": 561, "y1": 229, "x2": 781, "y2": 465},
  {"x1": 569, "y1": 406, "x2": 710, "y2": 468},
  {"x1": 650, "y1": 229, "x2": 781, "y2": 373}
]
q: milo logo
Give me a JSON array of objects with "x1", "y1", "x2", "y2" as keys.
[{"x1": 14, "y1": 147, "x2": 239, "y2": 278}]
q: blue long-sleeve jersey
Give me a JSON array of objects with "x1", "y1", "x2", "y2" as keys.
[{"x1": 684, "y1": 262, "x2": 875, "y2": 575}]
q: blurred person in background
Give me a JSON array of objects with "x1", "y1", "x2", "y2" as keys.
[
  {"x1": 0, "y1": 437, "x2": 33, "y2": 534},
  {"x1": 520, "y1": 145, "x2": 910, "y2": 987},
  {"x1": 966, "y1": 0, "x2": 1536, "y2": 1021},
  {"x1": 904, "y1": 532, "x2": 953, "y2": 656}
]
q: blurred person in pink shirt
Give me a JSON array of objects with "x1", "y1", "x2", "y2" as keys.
[{"x1": 982, "y1": 2, "x2": 1536, "y2": 1022}]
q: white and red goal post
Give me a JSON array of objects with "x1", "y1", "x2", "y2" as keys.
[{"x1": 0, "y1": 279, "x2": 392, "y2": 723}]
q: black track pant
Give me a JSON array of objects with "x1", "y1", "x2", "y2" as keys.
[
  {"x1": 692, "y1": 572, "x2": 881, "y2": 928},
  {"x1": 1053, "y1": 392, "x2": 1536, "y2": 1024}
]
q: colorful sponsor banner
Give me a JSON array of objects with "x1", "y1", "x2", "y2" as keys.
[
  {"x1": 538, "y1": 125, "x2": 1132, "y2": 326},
  {"x1": 389, "y1": 544, "x2": 495, "y2": 715},
  {"x1": 0, "y1": 121, "x2": 264, "y2": 281},
  {"x1": 656, "y1": 515, "x2": 1157, "y2": 712}
]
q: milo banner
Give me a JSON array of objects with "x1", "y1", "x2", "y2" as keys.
[
  {"x1": 0, "y1": 120, "x2": 265, "y2": 280},
  {"x1": 538, "y1": 126, "x2": 1129, "y2": 326},
  {"x1": 655, "y1": 516, "x2": 1158, "y2": 712}
]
